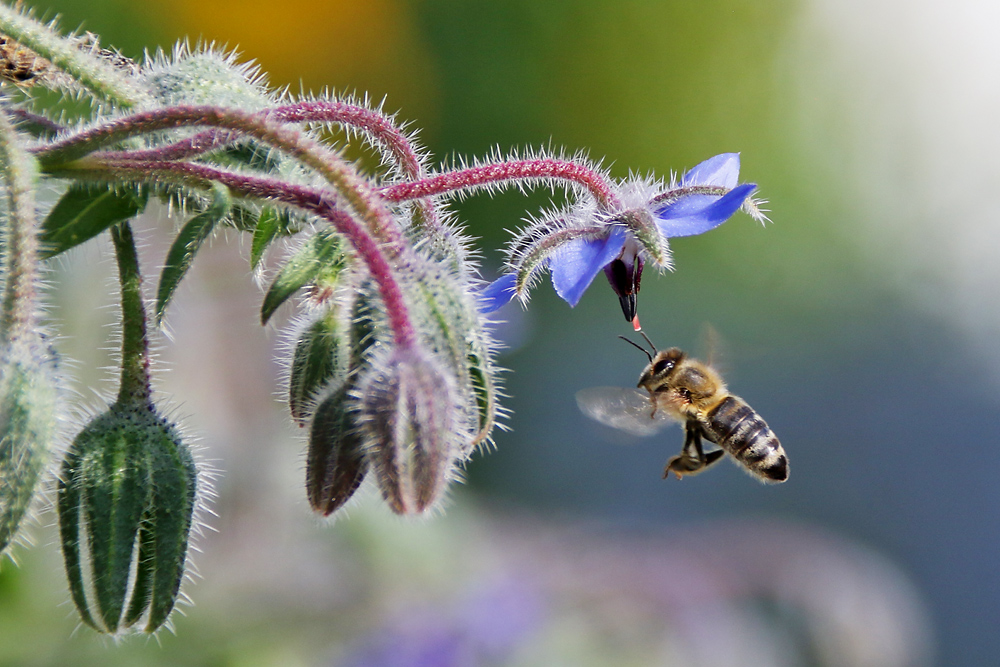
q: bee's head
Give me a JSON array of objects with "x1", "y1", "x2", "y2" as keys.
[{"x1": 638, "y1": 348, "x2": 685, "y2": 391}]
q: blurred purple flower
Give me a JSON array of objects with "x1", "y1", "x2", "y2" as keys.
[{"x1": 339, "y1": 578, "x2": 543, "y2": 667}]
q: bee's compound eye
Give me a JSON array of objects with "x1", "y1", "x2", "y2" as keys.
[{"x1": 652, "y1": 358, "x2": 674, "y2": 376}]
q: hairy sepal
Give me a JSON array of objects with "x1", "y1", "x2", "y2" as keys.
[
  {"x1": 355, "y1": 348, "x2": 462, "y2": 515},
  {"x1": 506, "y1": 207, "x2": 608, "y2": 303},
  {"x1": 401, "y1": 262, "x2": 499, "y2": 451},
  {"x1": 618, "y1": 208, "x2": 669, "y2": 268}
]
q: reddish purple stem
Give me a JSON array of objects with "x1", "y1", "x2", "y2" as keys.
[
  {"x1": 269, "y1": 101, "x2": 440, "y2": 232},
  {"x1": 94, "y1": 157, "x2": 418, "y2": 350},
  {"x1": 270, "y1": 101, "x2": 423, "y2": 179},
  {"x1": 107, "y1": 129, "x2": 236, "y2": 161},
  {"x1": 106, "y1": 101, "x2": 424, "y2": 177},
  {"x1": 379, "y1": 159, "x2": 622, "y2": 211}
]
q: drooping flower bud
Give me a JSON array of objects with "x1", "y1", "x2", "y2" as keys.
[
  {"x1": 57, "y1": 221, "x2": 198, "y2": 634},
  {"x1": 394, "y1": 260, "x2": 500, "y2": 454},
  {"x1": 356, "y1": 348, "x2": 463, "y2": 515},
  {"x1": 0, "y1": 337, "x2": 57, "y2": 553},
  {"x1": 58, "y1": 402, "x2": 197, "y2": 634},
  {"x1": 306, "y1": 385, "x2": 367, "y2": 515}
]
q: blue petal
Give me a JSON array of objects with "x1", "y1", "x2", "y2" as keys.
[
  {"x1": 681, "y1": 153, "x2": 740, "y2": 188},
  {"x1": 655, "y1": 183, "x2": 756, "y2": 238},
  {"x1": 479, "y1": 273, "x2": 518, "y2": 313},
  {"x1": 550, "y1": 227, "x2": 627, "y2": 307}
]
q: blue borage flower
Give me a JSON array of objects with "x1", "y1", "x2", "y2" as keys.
[{"x1": 480, "y1": 153, "x2": 767, "y2": 326}]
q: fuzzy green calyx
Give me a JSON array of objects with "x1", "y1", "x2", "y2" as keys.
[
  {"x1": 57, "y1": 402, "x2": 197, "y2": 634},
  {"x1": 261, "y1": 227, "x2": 349, "y2": 326},
  {"x1": 402, "y1": 263, "x2": 498, "y2": 450}
]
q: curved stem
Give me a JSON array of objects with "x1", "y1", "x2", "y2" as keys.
[
  {"x1": 102, "y1": 129, "x2": 236, "y2": 162},
  {"x1": 68, "y1": 157, "x2": 419, "y2": 350},
  {"x1": 270, "y1": 101, "x2": 424, "y2": 180},
  {"x1": 101, "y1": 101, "x2": 444, "y2": 234},
  {"x1": 269, "y1": 100, "x2": 441, "y2": 235},
  {"x1": 379, "y1": 159, "x2": 622, "y2": 211},
  {"x1": 36, "y1": 105, "x2": 405, "y2": 248},
  {"x1": 5, "y1": 108, "x2": 65, "y2": 138},
  {"x1": 110, "y1": 222, "x2": 152, "y2": 405}
]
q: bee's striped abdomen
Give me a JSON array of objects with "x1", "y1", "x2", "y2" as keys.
[{"x1": 704, "y1": 396, "x2": 788, "y2": 482}]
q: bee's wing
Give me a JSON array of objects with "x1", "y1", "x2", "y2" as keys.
[{"x1": 575, "y1": 386, "x2": 676, "y2": 437}]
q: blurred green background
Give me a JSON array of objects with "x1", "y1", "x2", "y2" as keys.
[{"x1": 6, "y1": 0, "x2": 1000, "y2": 664}]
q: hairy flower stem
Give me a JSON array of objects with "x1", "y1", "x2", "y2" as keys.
[
  {"x1": 107, "y1": 102, "x2": 423, "y2": 176},
  {"x1": 0, "y1": 110, "x2": 41, "y2": 341},
  {"x1": 73, "y1": 157, "x2": 420, "y2": 350},
  {"x1": 270, "y1": 102, "x2": 424, "y2": 180},
  {"x1": 35, "y1": 105, "x2": 406, "y2": 247},
  {"x1": 102, "y1": 130, "x2": 236, "y2": 162},
  {"x1": 110, "y1": 223, "x2": 152, "y2": 406},
  {"x1": 379, "y1": 158, "x2": 623, "y2": 210},
  {"x1": 269, "y1": 101, "x2": 440, "y2": 234},
  {"x1": 84, "y1": 101, "x2": 444, "y2": 234},
  {"x1": 6, "y1": 108, "x2": 65, "y2": 137}
]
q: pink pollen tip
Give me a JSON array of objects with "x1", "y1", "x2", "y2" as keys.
[{"x1": 632, "y1": 315, "x2": 641, "y2": 331}]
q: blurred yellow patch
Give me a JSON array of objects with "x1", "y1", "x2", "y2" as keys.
[{"x1": 169, "y1": 0, "x2": 438, "y2": 123}]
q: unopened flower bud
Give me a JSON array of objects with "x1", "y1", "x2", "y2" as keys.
[
  {"x1": 306, "y1": 385, "x2": 366, "y2": 515},
  {"x1": 357, "y1": 348, "x2": 462, "y2": 515},
  {"x1": 58, "y1": 402, "x2": 197, "y2": 634},
  {"x1": 0, "y1": 337, "x2": 57, "y2": 553},
  {"x1": 288, "y1": 307, "x2": 348, "y2": 426}
]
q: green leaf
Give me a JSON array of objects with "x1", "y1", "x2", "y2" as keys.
[
  {"x1": 41, "y1": 185, "x2": 147, "y2": 258},
  {"x1": 260, "y1": 229, "x2": 349, "y2": 325},
  {"x1": 250, "y1": 206, "x2": 280, "y2": 270},
  {"x1": 155, "y1": 183, "x2": 232, "y2": 325}
]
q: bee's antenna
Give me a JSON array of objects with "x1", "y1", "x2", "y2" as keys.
[
  {"x1": 639, "y1": 331, "x2": 657, "y2": 355},
  {"x1": 619, "y1": 335, "x2": 653, "y2": 363}
]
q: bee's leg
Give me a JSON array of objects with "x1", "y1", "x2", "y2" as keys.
[
  {"x1": 691, "y1": 431, "x2": 726, "y2": 470},
  {"x1": 664, "y1": 423, "x2": 709, "y2": 479},
  {"x1": 664, "y1": 423, "x2": 725, "y2": 480}
]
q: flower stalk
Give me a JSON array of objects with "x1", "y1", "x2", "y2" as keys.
[{"x1": 379, "y1": 156, "x2": 622, "y2": 210}]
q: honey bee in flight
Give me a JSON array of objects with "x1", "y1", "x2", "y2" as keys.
[{"x1": 576, "y1": 333, "x2": 788, "y2": 483}]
